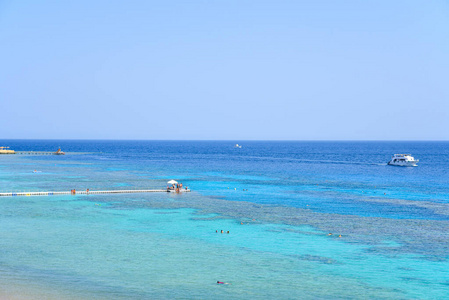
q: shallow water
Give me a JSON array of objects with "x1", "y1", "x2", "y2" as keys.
[{"x1": 0, "y1": 140, "x2": 448, "y2": 299}]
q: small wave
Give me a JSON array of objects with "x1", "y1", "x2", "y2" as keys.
[{"x1": 234, "y1": 155, "x2": 386, "y2": 166}]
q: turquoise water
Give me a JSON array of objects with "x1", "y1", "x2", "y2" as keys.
[{"x1": 0, "y1": 140, "x2": 448, "y2": 299}]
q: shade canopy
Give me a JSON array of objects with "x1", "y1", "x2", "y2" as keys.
[{"x1": 167, "y1": 180, "x2": 178, "y2": 185}]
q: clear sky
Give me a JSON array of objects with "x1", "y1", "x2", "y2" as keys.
[{"x1": 1, "y1": 0, "x2": 448, "y2": 140}]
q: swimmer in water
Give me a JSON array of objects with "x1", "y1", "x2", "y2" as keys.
[{"x1": 217, "y1": 281, "x2": 230, "y2": 285}]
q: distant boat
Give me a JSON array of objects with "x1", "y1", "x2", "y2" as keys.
[
  {"x1": 234, "y1": 144, "x2": 242, "y2": 148},
  {"x1": 54, "y1": 148, "x2": 65, "y2": 155},
  {"x1": 387, "y1": 154, "x2": 418, "y2": 167}
]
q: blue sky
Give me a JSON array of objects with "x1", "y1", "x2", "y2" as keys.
[{"x1": 1, "y1": 0, "x2": 448, "y2": 140}]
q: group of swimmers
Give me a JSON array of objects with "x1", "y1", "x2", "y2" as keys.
[
  {"x1": 328, "y1": 233, "x2": 342, "y2": 238},
  {"x1": 167, "y1": 183, "x2": 188, "y2": 193},
  {"x1": 216, "y1": 230, "x2": 230, "y2": 234},
  {"x1": 227, "y1": 187, "x2": 248, "y2": 191},
  {"x1": 70, "y1": 188, "x2": 90, "y2": 194}
]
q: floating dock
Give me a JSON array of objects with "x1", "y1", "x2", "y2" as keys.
[{"x1": 0, "y1": 189, "x2": 190, "y2": 197}]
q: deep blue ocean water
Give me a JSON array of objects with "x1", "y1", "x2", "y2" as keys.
[{"x1": 0, "y1": 140, "x2": 448, "y2": 299}]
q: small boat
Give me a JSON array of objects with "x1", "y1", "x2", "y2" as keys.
[
  {"x1": 234, "y1": 144, "x2": 242, "y2": 148},
  {"x1": 54, "y1": 148, "x2": 65, "y2": 155},
  {"x1": 387, "y1": 154, "x2": 418, "y2": 167}
]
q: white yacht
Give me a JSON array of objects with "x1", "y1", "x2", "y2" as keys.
[
  {"x1": 234, "y1": 144, "x2": 242, "y2": 148},
  {"x1": 387, "y1": 154, "x2": 418, "y2": 167}
]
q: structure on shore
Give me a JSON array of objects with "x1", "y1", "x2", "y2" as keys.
[{"x1": 0, "y1": 146, "x2": 15, "y2": 154}]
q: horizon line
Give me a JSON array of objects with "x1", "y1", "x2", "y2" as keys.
[{"x1": 0, "y1": 138, "x2": 448, "y2": 142}]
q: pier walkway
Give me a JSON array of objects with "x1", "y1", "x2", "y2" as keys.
[
  {"x1": 0, "y1": 189, "x2": 191, "y2": 197},
  {"x1": 14, "y1": 151, "x2": 62, "y2": 155}
]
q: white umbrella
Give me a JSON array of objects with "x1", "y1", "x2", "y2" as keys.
[{"x1": 167, "y1": 180, "x2": 178, "y2": 185}]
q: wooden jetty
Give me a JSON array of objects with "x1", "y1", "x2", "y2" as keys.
[{"x1": 0, "y1": 188, "x2": 190, "y2": 197}]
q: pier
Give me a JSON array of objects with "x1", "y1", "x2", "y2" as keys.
[
  {"x1": 0, "y1": 188, "x2": 190, "y2": 197},
  {"x1": 14, "y1": 151, "x2": 62, "y2": 155},
  {"x1": 0, "y1": 146, "x2": 66, "y2": 155}
]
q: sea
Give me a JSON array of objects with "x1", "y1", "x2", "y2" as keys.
[{"x1": 0, "y1": 140, "x2": 448, "y2": 299}]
